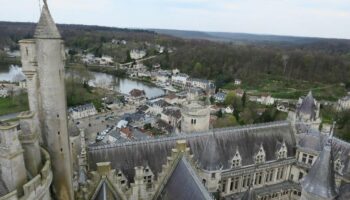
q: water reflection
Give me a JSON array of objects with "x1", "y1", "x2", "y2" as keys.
[
  {"x1": 0, "y1": 64, "x2": 165, "y2": 99},
  {"x1": 0, "y1": 65, "x2": 25, "y2": 82},
  {"x1": 88, "y1": 71, "x2": 165, "y2": 99}
]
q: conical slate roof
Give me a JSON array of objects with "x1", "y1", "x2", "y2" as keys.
[
  {"x1": 34, "y1": 1, "x2": 61, "y2": 39},
  {"x1": 297, "y1": 91, "x2": 316, "y2": 118},
  {"x1": 301, "y1": 136, "x2": 337, "y2": 199}
]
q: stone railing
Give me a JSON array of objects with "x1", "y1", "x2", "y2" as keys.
[{"x1": 0, "y1": 148, "x2": 52, "y2": 200}]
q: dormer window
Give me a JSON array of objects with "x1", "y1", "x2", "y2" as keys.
[
  {"x1": 231, "y1": 149, "x2": 242, "y2": 168},
  {"x1": 255, "y1": 145, "x2": 266, "y2": 164},
  {"x1": 276, "y1": 142, "x2": 288, "y2": 160}
]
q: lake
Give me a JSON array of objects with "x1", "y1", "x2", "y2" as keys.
[{"x1": 0, "y1": 64, "x2": 165, "y2": 99}]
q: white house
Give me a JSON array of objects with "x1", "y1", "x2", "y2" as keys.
[
  {"x1": 117, "y1": 120, "x2": 128, "y2": 129},
  {"x1": 257, "y1": 94, "x2": 275, "y2": 105},
  {"x1": 156, "y1": 72, "x2": 170, "y2": 83},
  {"x1": 171, "y1": 73, "x2": 189, "y2": 87},
  {"x1": 0, "y1": 85, "x2": 9, "y2": 98},
  {"x1": 234, "y1": 79, "x2": 242, "y2": 85},
  {"x1": 337, "y1": 96, "x2": 350, "y2": 110},
  {"x1": 130, "y1": 49, "x2": 146, "y2": 60},
  {"x1": 213, "y1": 92, "x2": 226, "y2": 103},
  {"x1": 68, "y1": 103, "x2": 97, "y2": 120},
  {"x1": 224, "y1": 106, "x2": 234, "y2": 114}
]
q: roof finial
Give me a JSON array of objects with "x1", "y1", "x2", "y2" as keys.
[{"x1": 43, "y1": 0, "x2": 48, "y2": 6}]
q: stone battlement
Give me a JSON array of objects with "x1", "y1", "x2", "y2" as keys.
[{"x1": 0, "y1": 148, "x2": 52, "y2": 200}]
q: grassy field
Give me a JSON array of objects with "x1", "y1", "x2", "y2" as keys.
[
  {"x1": 223, "y1": 74, "x2": 347, "y2": 101},
  {"x1": 0, "y1": 93, "x2": 29, "y2": 116}
]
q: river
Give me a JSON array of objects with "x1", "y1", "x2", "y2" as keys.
[{"x1": 0, "y1": 64, "x2": 165, "y2": 99}]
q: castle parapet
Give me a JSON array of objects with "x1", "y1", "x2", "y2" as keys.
[{"x1": 0, "y1": 148, "x2": 52, "y2": 200}]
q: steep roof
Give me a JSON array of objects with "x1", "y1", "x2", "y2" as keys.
[
  {"x1": 34, "y1": 1, "x2": 61, "y2": 39},
  {"x1": 301, "y1": 136, "x2": 337, "y2": 199},
  {"x1": 92, "y1": 179, "x2": 119, "y2": 200},
  {"x1": 157, "y1": 157, "x2": 212, "y2": 200},
  {"x1": 338, "y1": 183, "x2": 350, "y2": 200},
  {"x1": 297, "y1": 91, "x2": 317, "y2": 119},
  {"x1": 0, "y1": 178, "x2": 9, "y2": 197},
  {"x1": 88, "y1": 121, "x2": 296, "y2": 182}
]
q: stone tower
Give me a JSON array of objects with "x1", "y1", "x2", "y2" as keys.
[
  {"x1": 0, "y1": 122, "x2": 27, "y2": 194},
  {"x1": 19, "y1": 1, "x2": 74, "y2": 199},
  {"x1": 181, "y1": 100, "x2": 210, "y2": 133}
]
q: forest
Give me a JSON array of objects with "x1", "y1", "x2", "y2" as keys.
[{"x1": 1, "y1": 21, "x2": 350, "y2": 90}]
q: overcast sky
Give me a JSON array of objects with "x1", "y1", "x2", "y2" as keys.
[{"x1": 1, "y1": 0, "x2": 349, "y2": 39}]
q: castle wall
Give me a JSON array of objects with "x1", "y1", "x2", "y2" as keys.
[{"x1": 0, "y1": 148, "x2": 53, "y2": 200}]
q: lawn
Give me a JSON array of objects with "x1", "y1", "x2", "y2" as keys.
[
  {"x1": 0, "y1": 94, "x2": 29, "y2": 116},
  {"x1": 223, "y1": 74, "x2": 347, "y2": 101}
]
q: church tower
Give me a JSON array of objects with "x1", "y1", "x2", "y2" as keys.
[{"x1": 19, "y1": 1, "x2": 74, "y2": 199}]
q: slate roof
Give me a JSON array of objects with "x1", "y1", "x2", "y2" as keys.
[
  {"x1": 338, "y1": 183, "x2": 350, "y2": 200},
  {"x1": 92, "y1": 179, "x2": 119, "y2": 200},
  {"x1": 301, "y1": 137, "x2": 337, "y2": 199},
  {"x1": 296, "y1": 91, "x2": 317, "y2": 119},
  {"x1": 0, "y1": 178, "x2": 9, "y2": 197},
  {"x1": 157, "y1": 157, "x2": 212, "y2": 200},
  {"x1": 88, "y1": 121, "x2": 296, "y2": 183},
  {"x1": 34, "y1": 2, "x2": 61, "y2": 39}
]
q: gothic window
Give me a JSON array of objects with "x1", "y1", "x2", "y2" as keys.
[
  {"x1": 276, "y1": 167, "x2": 284, "y2": 180},
  {"x1": 255, "y1": 145, "x2": 266, "y2": 164},
  {"x1": 221, "y1": 179, "x2": 226, "y2": 192},
  {"x1": 265, "y1": 169, "x2": 274, "y2": 183},
  {"x1": 242, "y1": 174, "x2": 251, "y2": 188},
  {"x1": 308, "y1": 155, "x2": 314, "y2": 165},
  {"x1": 276, "y1": 142, "x2": 288, "y2": 159},
  {"x1": 298, "y1": 172, "x2": 303, "y2": 180},
  {"x1": 301, "y1": 153, "x2": 307, "y2": 163},
  {"x1": 254, "y1": 172, "x2": 263, "y2": 185},
  {"x1": 231, "y1": 150, "x2": 242, "y2": 168}
]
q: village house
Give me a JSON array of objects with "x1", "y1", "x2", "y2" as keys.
[
  {"x1": 213, "y1": 92, "x2": 226, "y2": 103},
  {"x1": 130, "y1": 49, "x2": 146, "y2": 60},
  {"x1": 148, "y1": 99, "x2": 171, "y2": 115},
  {"x1": 257, "y1": 94, "x2": 275, "y2": 105},
  {"x1": 68, "y1": 103, "x2": 97, "y2": 120},
  {"x1": 0, "y1": 85, "x2": 9, "y2": 97},
  {"x1": 161, "y1": 108, "x2": 182, "y2": 127},
  {"x1": 171, "y1": 73, "x2": 189, "y2": 87},
  {"x1": 155, "y1": 71, "x2": 170, "y2": 83},
  {"x1": 337, "y1": 95, "x2": 350, "y2": 110},
  {"x1": 126, "y1": 89, "x2": 146, "y2": 104},
  {"x1": 234, "y1": 79, "x2": 242, "y2": 85},
  {"x1": 223, "y1": 106, "x2": 234, "y2": 114},
  {"x1": 120, "y1": 127, "x2": 133, "y2": 139}
]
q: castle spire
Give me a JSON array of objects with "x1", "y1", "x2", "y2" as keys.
[
  {"x1": 34, "y1": 0, "x2": 61, "y2": 39},
  {"x1": 300, "y1": 124, "x2": 337, "y2": 199}
]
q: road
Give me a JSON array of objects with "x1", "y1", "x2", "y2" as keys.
[{"x1": 74, "y1": 106, "x2": 136, "y2": 143}]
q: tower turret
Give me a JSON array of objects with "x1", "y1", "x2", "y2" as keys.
[
  {"x1": 300, "y1": 123, "x2": 337, "y2": 200},
  {"x1": 0, "y1": 122, "x2": 27, "y2": 195},
  {"x1": 19, "y1": 1, "x2": 74, "y2": 199}
]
